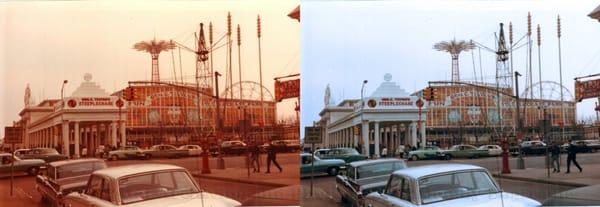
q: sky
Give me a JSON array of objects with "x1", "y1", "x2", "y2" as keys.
[
  {"x1": 301, "y1": 0, "x2": 600, "y2": 136},
  {"x1": 0, "y1": 1, "x2": 300, "y2": 139}
]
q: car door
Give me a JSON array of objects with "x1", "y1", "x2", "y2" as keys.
[
  {"x1": 300, "y1": 155, "x2": 312, "y2": 174},
  {"x1": 376, "y1": 175, "x2": 415, "y2": 207},
  {"x1": 0, "y1": 155, "x2": 13, "y2": 176},
  {"x1": 68, "y1": 175, "x2": 114, "y2": 207}
]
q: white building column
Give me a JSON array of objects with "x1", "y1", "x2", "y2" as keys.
[
  {"x1": 120, "y1": 121, "x2": 126, "y2": 147},
  {"x1": 420, "y1": 121, "x2": 426, "y2": 148},
  {"x1": 411, "y1": 122, "x2": 417, "y2": 148},
  {"x1": 62, "y1": 121, "x2": 70, "y2": 156},
  {"x1": 353, "y1": 126, "x2": 358, "y2": 147},
  {"x1": 74, "y1": 122, "x2": 80, "y2": 158},
  {"x1": 362, "y1": 121, "x2": 370, "y2": 155},
  {"x1": 374, "y1": 122, "x2": 380, "y2": 158},
  {"x1": 53, "y1": 126, "x2": 58, "y2": 148},
  {"x1": 111, "y1": 122, "x2": 118, "y2": 147}
]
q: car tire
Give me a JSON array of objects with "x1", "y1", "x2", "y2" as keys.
[
  {"x1": 27, "y1": 167, "x2": 39, "y2": 176},
  {"x1": 111, "y1": 155, "x2": 119, "y2": 161},
  {"x1": 411, "y1": 155, "x2": 419, "y2": 161},
  {"x1": 327, "y1": 167, "x2": 339, "y2": 176},
  {"x1": 472, "y1": 154, "x2": 479, "y2": 159},
  {"x1": 145, "y1": 154, "x2": 152, "y2": 160},
  {"x1": 444, "y1": 154, "x2": 452, "y2": 160}
]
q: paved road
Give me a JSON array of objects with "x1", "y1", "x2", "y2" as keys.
[
  {"x1": 0, "y1": 153, "x2": 298, "y2": 207},
  {"x1": 300, "y1": 153, "x2": 600, "y2": 206}
]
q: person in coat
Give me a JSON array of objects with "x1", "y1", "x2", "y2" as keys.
[
  {"x1": 566, "y1": 140, "x2": 583, "y2": 173},
  {"x1": 266, "y1": 143, "x2": 282, "y2": 173},
  {"x1": 549, "y1": 142, "x2": 561, "y2": 173}
]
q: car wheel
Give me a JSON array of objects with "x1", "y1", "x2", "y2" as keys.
[
  {"x1": 472, "y1": 155, "x2": 479, "y2": 159},
  {"x1": 327, "y1": 167, "x2": 339, "y2": 176},
  {"x1": 27, "y1": 167, "x2": 39, "y2": 176},
  {"x1": 411, "y1": 155, "x2": 419, "y2": 161},
  {"x1": 145, "y1": 154, "x2": 152, "y2": 160},
  {"x1": 111, "y1": 155, "x2": 119, "y2": 161},
  {"x1": 444, "y1": 154, "x2": 452, "y2": 160}
]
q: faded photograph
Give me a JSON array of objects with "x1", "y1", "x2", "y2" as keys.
[{"x1": 0, "y1": 1, "x2": 300, "y2": 206}]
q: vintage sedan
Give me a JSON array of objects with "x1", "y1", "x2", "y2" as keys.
[
  {"x1": 440, "y1": 145, "x2": 488, "y2": 160},
  {"x1": 63, "y1": 164, "x2": 241, "y2": 207},
  {"x1": 270, "y1": 139, "x2": 301, "y2": 152},
  {"x1": 300, "y1": 153, "x2": 346, "y2": 176},
  {"x1": 36, "y1": 158, "x2": 107, "y2": 207},
  {"x1": 18, "y1": 147, "x2": 68, "y2": 163},
  {"x1": 336, "y1": 158, "x2": 407, "y2": 207},
  {"x1": 364, "y1": 164, "x2": 541, "y2": 207},
  {"x1": 177, "y1": 145, "x2": 203, "y2": 156},
  {"x1": 520, "y1": 140, "x2": 548, "y2": 155},
  {"x1": 0, "y1": 153, "x2": 46, "y2": 176},
  {"x1": 477, "y1": 145, "x2": 503, "y2": 156},
  {"x1": 407, "y1": 146, "x2": 443, "y2": 161},
  {"x1": 316, "y1": 148, "x2": 368, "y2": 163},
  {"x1": 142, "y1": 144, "x2": 188, "y2": 159},
  {"x1": 108, "y1": 146, "x2": 146, "y2": 161},
  {"x1": 221, "y1": 140, "x2": 247, "y2": 155}
]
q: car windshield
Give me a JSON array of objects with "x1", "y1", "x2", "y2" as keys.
[
  {"x1": 340, "y1": 148, "x2": 359, "y2": 155},
  {"x1": 56, "y1": 161, "x2": 107, "y2": 179},
  {"x1": 419, "y1": 170, "x2": 499, "y2": 204},
  {"x1": 356, "y1": 161, "x2": 406, "y2": 179},
  {"x1": 36, "y1": 148, "x2": 59, "y2": 155},
  {"x1": 119, "y1": 170, "x2": 199, "y2": 204}
]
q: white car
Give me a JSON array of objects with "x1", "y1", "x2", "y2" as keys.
[
  {"x1": 63, "y1": 164, "x2": 241, "y2": 207},
  {"x1": 364, "y1": 164, "x2": 541, "y2": 207},
  {"x1": 178, "y1": 145, "x2": 203, "y2": 156},
  {"x1": 477, "y1": 145, "x2": 503, "y2": 156}
]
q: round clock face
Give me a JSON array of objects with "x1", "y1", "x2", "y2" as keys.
[
  {"x1": 115, "y1": 99, "x2": 124, "y2": 108},
  {"x1": 367, "y1": 99, "x2": 377, "y2": 108}
]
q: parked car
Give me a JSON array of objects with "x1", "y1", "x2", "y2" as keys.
[
  {"x1": 440, "y1": 145, "x2": 488, "y2": 160},
  {"x1": 221, "y1": 140, "x2": 247, "y2": 155},
  {"x1": 63, "y1": 164, "x2": 241, "y2": 207},
  {"x1": 82, "y1": 145, "x2": 107, "y2": 158},
  {"x1": 270, "y1": 139, "x2": 301, "y2": 152},
  {"x1": 300, "y1": 153, "x2": 346, "y2": 176},
  {"x1": 364, "y1": 164, "x2": 541, "y2": 207},
  {"x1": 142, "y1": 144, "x2": 188, "y2": 159},
  {"x1": 336, "y1": 158, "x2": 407, "y2": 207},
  {"x1": 107, "y1": 146, "x2": 146, "y2": 161},
  {"x1": 178, "y1": 144, "x2": 203, "y2": 156},
  {"x1": 407, "y1": 146, "x2": 444, "y2": 161},
  {"x1": 571, "y1": 140, "x2": 600, "y2": 153},
  {"x1": 0, "y1": 153, "x2": 46, "y2": 176},
  {"x1": 477, "y1": 144, "x2": 503, "y2": 156},
  {"x1": 520, "y1": 140, "x2": 548, "y2": 155},
  {"x1": 18, "y1": 148, "x2": 68, "y2": 163},
  {"x1": 316, "y1": 148, "x2": 368, "y2": 163},
  {"x1": 542, "y1": 184, "x2": 600, "y2": 206},
  {"x1": 13, "y1": 148, "x2": 31, "y2": 157},
  {"x1": 36, "y1": 158, "x2": 107, "y2": 207}
]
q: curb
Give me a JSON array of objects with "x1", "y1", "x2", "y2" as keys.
[
  {"x1": 192, "y1": 173, "x2": 289, "y2": 188},
  {"x1": 493, "y1": 173, "x2": 589, "y2": 188}
]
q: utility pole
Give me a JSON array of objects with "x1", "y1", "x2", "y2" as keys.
[
  {"x1": 215, "y1": 71, "x2": 225, "y2": 169},
  {"x1": 557, "y1": 15, "x2": 566, "y2": 142},
  {"x1": 257, "y1": 15, "x2": 266, "y2": 144},
  {"x1": 515, "y1": 72, "x2": 525, "y2": 169}
]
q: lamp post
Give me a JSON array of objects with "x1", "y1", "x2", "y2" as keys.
[
  {"x1": 360, "y1": 80, "x2": 368, "y2": 155},
  {"x1": 515, "y1": 71, "x2": 525, "y2": 170},
  {"x1": 61, "y1": 80, "x2": 68, "y2": 155}
]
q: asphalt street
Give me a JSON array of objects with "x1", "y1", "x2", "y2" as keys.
[
  {"x1": 300, "y1": 153, "x2": 600, "y2": 207},
  {"x1": 0, "y1": 153, "x2": 298, "y2": 206}
]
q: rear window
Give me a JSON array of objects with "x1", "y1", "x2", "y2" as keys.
[
  {"x1": 357, "y1": 161, "x2": 406, "y2": 179},
  {"x1": 57, "y1": 161, "x2": 107, "y2": 179}
]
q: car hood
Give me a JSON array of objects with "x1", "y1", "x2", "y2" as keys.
[
  {"x1": 422, "y1": 192, "x2": 540, "y2": 207},
  {"x1": 125, "y1": 192, "x2": 241, "y2": 207}
]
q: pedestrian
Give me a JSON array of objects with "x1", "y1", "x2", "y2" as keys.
[
  {"x1": 550, "y1": 142, "x2": 560, "y2": 173},
  {"x1": 566, "y1": 139, "x2": 583, "y2": 173},
  {"x1": 396, "y1": 145, "x2": 405, "y2": 158},
  {"x1": 404, "y1": 144, "x2": 411, "y2": 158},
  {"x1": 251, "y1": 143, "x2": 260, "y2": 173},
  {"x1": 381, "y1": 147, "x2": 388, "y2": 158},
  {"x1": 266, "y1": 143, "x2": 282, "y2": 173}
]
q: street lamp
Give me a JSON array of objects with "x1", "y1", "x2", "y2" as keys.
[
  {"x1": 360, "y1": 80, "x2": 368, "y2": 155},
  {"x1": 60, "y1": 80, "x2": 68, "y2": 154}
]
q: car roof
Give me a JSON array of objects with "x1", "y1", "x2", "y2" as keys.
[
  {"x1": 392, "y1": 164, "x2": 485, "y2": 179},
  {"x1": 349, "y1": 158, "x2": 404, "y2": 168},
  {"x1": 48, "y1": 158, "x2": 104, "y2": 167},
  {"x1": 93, "y1": 164, "x2": 184, "y2": 178}
]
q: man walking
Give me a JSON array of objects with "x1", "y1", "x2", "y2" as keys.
[
  {"x1": 550, "y1": 142, "x2": 560, "y2": 173},
  {"x1": 566, "y1": 140, "x2": 583, "y2": 173},
  {"x1": 250, "y1": 142, "x2": 260, "y2": 173},
  {"x1": 266, "y1": 143, "x2": 282, "y2": 173}
]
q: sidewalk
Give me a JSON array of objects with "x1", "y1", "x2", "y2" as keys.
[
  {"x1": 494, "y1": 163, "x2": 600, "y2": 187},
  {"x1": 192, "y1": 163, "x2": 300, "y2": 187}
]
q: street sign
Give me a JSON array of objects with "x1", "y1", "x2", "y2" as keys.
[
  {"x1": 274, "y1": 79, "x2": 300, "y2": 102},
  {"x1": 304, "y1": 126, "x2": 322, "y2": 144},
  {"x1": 575, "y1": 78, "x2": 600, "y2": 102},
  {"x1": 4, "y1": 127, "x2": 23, "y2": 144}
]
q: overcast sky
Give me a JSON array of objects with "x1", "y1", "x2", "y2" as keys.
[
  {"x1": 301, "y1": 0, "x2": 600, "y2": 135},
  {"x1": 0, "y1": 1, "x2": 300, "y2": 139}
]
